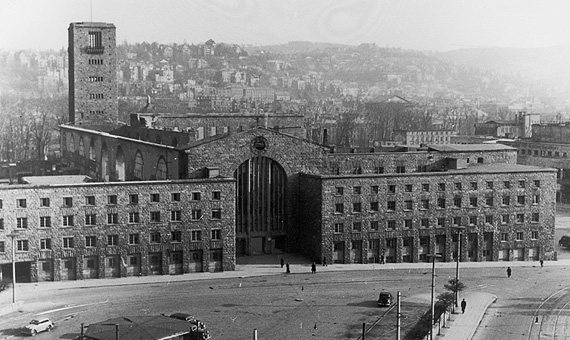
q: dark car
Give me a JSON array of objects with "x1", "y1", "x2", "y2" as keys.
[
  {"x1": 378, "y1": 292, "x2": 392, "y2": 307},
  {"x1": 560, "y1": 235, "x2": 570, "y2": 248}
]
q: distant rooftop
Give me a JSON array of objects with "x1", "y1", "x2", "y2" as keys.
[
  {"x1": 428, "y1": 144, "x2": 515, "y2": 152},
  {"x1": 20, "y1": 175, "x2": 92, "y2": 186}
]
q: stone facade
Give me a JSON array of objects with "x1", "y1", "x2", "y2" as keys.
[{"x1": 0, "y1": 178, "x2": 235, "y2": 282}]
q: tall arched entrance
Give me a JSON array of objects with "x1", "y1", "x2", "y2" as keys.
[{"x1": 234, "y1": 156, "x2": 287, "y2": 256}]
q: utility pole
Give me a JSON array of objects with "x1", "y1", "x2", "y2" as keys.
[
  {"x1": 427, "y1": 254, "x2": 441, "y2": 340},
  {"x1": 396, "y1": 291, "x2": 401, "y2": 340},
  {"x1": 7, "y1": 232, "x2": 18, "y2": 304}
]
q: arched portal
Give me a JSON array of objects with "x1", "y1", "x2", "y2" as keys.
[{"x1": 234, "y1": 156, "x2": 287, "y2": 256}]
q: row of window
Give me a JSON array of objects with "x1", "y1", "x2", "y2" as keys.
[
  {"x1": 334, "y1": 194, "x2": 540, "y2": 213},
  {"x1": 335, "y1": 179, "x2": 540, "y2": 196},
  {"x1": 88, "y1": 76, "x2": 104, "y2": 82},
  {"x1": 0, "y1": 229, "x2": 221, "y2": 253},
  {"x1": 2, "y1": 191, "x2": 222, "y2": 209},
  {"x1": 88, "y1": 59, "x2": 103, "y2": 65},
  {"x1": 520, "y1": 148, "x2": 568, "y2": 158},
  {"x1": 88, "y1": 93, "x2": 104, "y2": 99},
  {"x1": 2, "y1": 208, "x2": 221, "y2": 229},
  {"x1": 333, "y1": 213, "x2": 541, "y2": 233}
]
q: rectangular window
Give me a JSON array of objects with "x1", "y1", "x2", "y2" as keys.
[
  {"x1": 438, "y1": 183, "x2": 446, "y2": 191},
  {"x1": 63, "y1": 237, "x2": 74, "y2": 248},
  {"x1": 17, "y1": 240, "x2": 29, "y2": 251},
  {"x1": 0, "y1": 218, "x2": 4, "y2": 229},
  {"x1": 354, "y1": 186, "x2": 362, "y2": 194},
  {"x1": 150, "y1": 232, "x2": 161, "y2": 243},
  {"x1": 129, "y1": 194, "x2": 139, "y2": 204},
  {"x1": 107, "y1": 195, "x2": 117, "y2": 205},
  {"x1": 519, "y1": 180, "x2": 525, "y2": 188},
  {"x1": 129, "y1": 212, "x2": 140, "y2": 223},
  {"x1": 502, "y1": 196, "x2": 510, "y2": 206},
  {"x1": 454, "y1": 183, "x2": 462, "y2": 190},
  {"x1": 469, "y1": 197, "x2": 478, "y2": 207},
  {"x1": 470, "y1": 182, "x2": 478, "y2": 190},
  {"x1": 375, "y1": 166, "x2": 384, "y2": 174},
  {"x1": 212, "y1": 209, "x2": 222, "y2": 219},
  {"x1": 335, "y1": 203, "x2": 344, "y2": 214},
  {"x1": 16, "y1": 217, "x2": 28, "y2": 229},
  {"x1": 533, "y1": 195, "x2": 540, "y2": 205},
  {"x1": 405, "y1": 184, "x2": 413, "y2": 192},
  {"x1": 437, "y1": 198, "x2": 446, "y2": 208},
  {"x1": 191, "y1": 209, "x2": 202, "y2": 220},
  {"x1": 404, "y1": 219, "x2": 413, "y2": 229},
  {"x1": 40, "y1": 216, "x2": 51, "y2": 228},
  {"x1": 0, "y1": 199, "x2": 3, "y2": 209},
  {"x1": 387, "y1": 185, "x2": 396, "y2": 194},
  {"x1": 40, "y1": 238, "x2": 51, "y2": 250},
  {"x1": 486, "y1": 181, "x2": 494, "y2": 189},
  {"x1": 171, "y1": 192, "x2": 181, "y2": 202},
  {"x1": 63, "y1": 197, "x2": 73, "y2": 207},
  {"x1": 516, "y1": 213, "x2": 525, "y2": 223},
  {"x1": 85, "y1": 195, "x2": 95, "y2": 205},
  {"x1": 150, "y1": 193, "x2": 160, "y2": 202},
  {"x1": 532, "y1": 212, "x2": 539, "y2": 222},
  {"x1": 469, "y1": 216, "x2": 477, "y2": 225},
  {"x1": 63, "y1": 215, "x2": 74, "y2": 226},
  {"x1": 516, "y1": 232, "x2": 524, "y2": 240},
  {"x1": 370, "y1": 221, "x2": 379, "y2": 231},
  {"x1": 85, "y1": 214, "x2": 97, "y2": 225},
  {"x1": 171, "y1": 210, "x2": 182, "y2": 221},
  {"x1": 502, "y1": 214, "x2": 510, "y2": 224},
  {"x1": 454, "y1": 196, "x2": 462, "y2": 208},
  {"x1": 504, "y1": 181, "x2": 511, "y2": 189},
  {"x1": 353, "y1": 222, "x2": 362, "y2": 232},
  {"x1": 150, "y1": 211, "x2": 161, "y2": 222},
  {"x1": 107, "y1": 213, "x2": 118, "y2": 225},
  {"x1": 437, "y1": 218, "x2": 445, "y2": 227},
  {"x1": 40, "y1": 197, "x2": 50, "y2": 207},
  {"x1": 485, "y1": 215, "x2": 493, "y2": 224},
  {"x1": 485, "y1": 196, "x2": 493, "y2": 207},
  {"x1": 192, "y1": 192, "x2": 202, "y2": 201},
  {"x1": 85, "y1": 236, "x2": 97, "y2": 247},
  {"x1": 335, "y1": 187, "x2": 344, "y2": 195},
  {"x1": 370, "y1": 201, "x2": 379, "y2": 212},
  {"x1": 517, "y1": 195, "x2": 526, "y2": 205},
  {"x1": 107, "y1": 235, "x2": 118, "y2": 246},
  {"x1": 501, "y1": 233, "x2": 508, "y2": 241},
  {"x1": 212, "y1": 191, "x2": 221, "y2": 200},
  {"x1": 191, "y1": 230, "x2": 202, "y2": 241},
  {"x1": 453, "y1": 217, "x2": 461, "y2": 226},
  {"x1": 334, "y1": 223, "x2": 344, "y2": 233},
  {"x1": 531, "y1": 231, "x2": 539, "y2": 239},
  {"x1": 371, "y1": 185, "x2": 379, "y2": 194},
  {"x1": 129, "y1": 234, "x2": 140, "y2": 245},
  {"x1": 421, "y1": 218, "x2": 429, "y2": 228},
  {"x1": 17, "y1": 199, "x2": 27, "y2": 208},
  {"x1": 211, "y1": 229, "x2": 221, "y2": 240},
  {"x1": 130, "y1": 257, "x2": 138, "y2": 266},
  {"x1": 396, "y1": 166, "x2": 405, "y2": 173},
  {"x1": 422, "y1": 183, "x2": 430, "y2": 192},
  {"x1": 171, "y1": 231, "x2": 182, "y2": 242},
  {"x1": 421, "y1": 199, "x2": 429, "y2": 210},
  {"x1": 404, "y1": 200, "x2": 413, "y2": 210},
  {"x1": 387, "y1": 201, "x2": 396, "y2": 211},
  {"x1": 534, "y1": 180, "x2": 540, "y2": 187},
  {"x1": 386, "y1": 220, "x2": 396, "y2": 230}
]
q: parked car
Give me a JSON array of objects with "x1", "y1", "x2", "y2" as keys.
[
  {"x1": 378, "y1": 292, "x2": 393, "y2": 307},
  {"x1": 168, "y1": 313, "x2": 210, "y2": 339},
  {"x1": 560, "y1": 235, "x2": 570, "y2": 248},
  {"x1": 21, "y1": 318, "x2": 54, "y2": 336}
]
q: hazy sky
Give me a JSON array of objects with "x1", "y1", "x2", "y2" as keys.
[{"x1": 2, "y1": 0, "x2": 570, "y2": 51}]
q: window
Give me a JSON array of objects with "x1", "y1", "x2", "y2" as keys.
[
  {"x1": 134, "y1": 151, "x2": 144, "y2": 179},
  {"x1": 404, "y1": 219, "x2": 413, "y2": 229},
  {"x1": 470, "y1": 182, "x2": 478, "y2": 190},
  {"x1": 129, "y1": 194, "x2": 139, "y2": 204},
  {"x1": 150, "y1": 211, "x2": 161, "y2": 222},
  {"x1": 107, "y1": 195, "x2": 117, "y2": 205},
  {"x1": 85, "y1": 236, "x2": 97, "y2": 247},
  {"x1": 0, "y1": 218, "x2": 3, "y2": 229},
  {"x1": 40, "y1": 216, "x2": 51, "y2": 228},
  {"x1": 422, "y1": 183, "x2": 430, "y2": 192},
  {"x1": 211, "y1": 229, "x2": 221, "y2": 240},
  {"x1": 40, "y1": 238, "x2": 51, "y2": 250},
  {"x1": 486, "y1": 181, "x2": 493, "y2": 189},
  {"x1": 502, "y1": 214, "x2": 510, "y2": 224},
  {"x1": 192, "y1": 192, "x2": 202, "y2": 201},
  {"x1": 150, "y1": 193, "x2": 160, "y2": 202},
  {"x1": 516, "y1": 213, "x2": 525, "y2": 223},
  {"x1": 421, "y1": 199, "x2": 429, "y2": 210},
  {"x1": 107, "y1": 235, "x2": 118, "y2": 246},
  {"x1": 396, "y1": 166, "x2": 405, "y2": 173},
  {"x1": 532, "y1": 212, "x2": 539, "y2": 222},
  {"x1": 519, "y1": 180, "x2": 525, "y2": 188},
  {"x1": 63, "y1": 197, "x2": 73, "y2": 207},
  {"x1": 169, "y1": 192, "x2": 181, "y2": 202},
  {"x1": 371, "y1": 185, "x2": 379, "y2": 194},
  {"x1": 502, "y1": 196, "x2": 510, "y2": 206},
  {"x1": 129, "y1": 234, "x2": 140, "y2": 245},
  {"x1": 533, "y1": 195, "x2": 540, "y2": 205},
  {"x1": 212, "y1": 209, "x2": 222, "y2": 219},
  {"x1": 191, "y1": 209, "x2": 202, "y2": 220},
  {"x1": 335, "y1": 187, "x2": 344, "y2": 195},
  {"x1": 17, "y1": 199, "x2": 27, "y2": 208},
  {"x1": 353, "y1": 222, "x2": 362, "y2": 232},
  {"x1": 469, "y1": 197, "x2": 478, "y2": 207},
  {"x1": 17, "y1": 240, "x2": 29, "y2": 251},
  {"x1": 149, "y1": 232, "x2": 160, "y2": 243},
  {"x1": 334, "y1": 223, "x2": 344, "y2": 233},
  {"x1": 501, "y1": 233, "x2": 508, "y2": 241},
  {"x1": 85, "y1": 195, "x2": 95, "y2": 205},
  {"x1": 335, "y1": 203, "x2": 344, "y2": 214},
  {"x1": 420, "y1": 236, "x2": 429, "y2": 246},
  {"x1": 387, "y1": 185, "x2": 396, "y2": 194},
  {"x1": 421, "y1": 218, "x2": 429, "y2": 228},
  {"x1": 504, "y1": 181, "x2": 511, "y2": 189},
  {"x1": 191, "y1": 230, "x2": 202, "y2": 241},
  {"x1": 16, "y1": 217, "x2": 28, "y2": 229},
  {"x1": 531, "y1": 231, "x2": 539, "y2": 239},
  {"x1": 405, "y1": 184, "x2": 413, "y2": 192},
  {"x1": 469, "y1": 216, "x2": 477, "y2": 225},
  {"x1": 171, "y1": 210, "x2": 182, "y2": 221},
  {"x1": 517, "y1": 195, "x2": 526, "y2": 205},
  {"x1": 387, "y1": 201, "x2": 396, "y2": 211},
  {"x1": 63, "y1": 237, "x2": 74, "y2": 248},
  {"x1": 485, "y1": 215, "x2": 493, "y2": 224},
  {"x1": 107, "y1": 213, "x2": 118, "y2": 225},
  {"x1": 130, "y1": 257, "x2": 138, "y2": 266},
  {"x1": 516, "y1": 232, "x2": 524, "y2": 240},
  {"x1": 454, "y1": 183, "x2": 462, "y2": 190},
  {"x1": 212, "y1": 191, "x2": 221, "y2": 200},
  {"x1": 437, "y1": 198, "x2": 446, "y2": 208},
  {"x1": 88, "y1": 31, "x2": 102, "y2": 48},
  {"x1": 370, "y1": 201, "x2": 379, "y2": 212},
  {"x1": 534, "y1": 180, "x2": 540, "y2": 187},
  {"x1": 485, "y1": 196, "x2": 493, "y2": 207},
  {"x1": 404, "y1": 200, "x2": 413, "y2": 211},
  {"x1": 40, "y1": 197, "x2": 50, "y2": 207},
  {"x1": 370, "y1": 221, "x2": 379, "y2": 231},
  {"x1": 437, "y1": 218, "x2": 445, "y2": 227},
  {"x1": 453, "y1": 196, "x2": 462, "y2": 208},
  {"x1": 85, "y1": 214, "x2": 97, "y2": 225},
  {"x1": 386, "y1": 220, "x2": 396, "y2": 230},
  {"x1": 0, "y1": 199, "x2": 2, "y2": 209},
  {"x1": 453, "y1": 217, "x2": 461, "y2": 226},
  {"x1": 129, "y1": 212, "x2": 140, "y2": 223},
  {"x1": 171, "y1": 231, "x2": 182, "y2": 242},
  {"x1": 375, "y1": 166, "x2": 384, "y2": 174},
  {"x1": 63, "y1": 215, "x2": 74, "y2": 226},
  {"x1": 438, "y1": 183, "x2": 446, "y2": 191},
  {"x1": 354, "y1": 186, "x2": 361, "y2": 194}
]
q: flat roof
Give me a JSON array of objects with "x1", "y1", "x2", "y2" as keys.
[
  {"x1": 20, "y1": 175, "x2": 91, "y2": 185},
  {"x1": 428, "y1": 144, "x2": 515, "y2": 152}
]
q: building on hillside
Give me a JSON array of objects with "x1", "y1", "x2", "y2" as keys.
[
  {"x1": 474, "y1": 113, "x2": 540, "y2": 139},
  {"x1": 393, "y1": 129, "x2": 455, "y2": 145}
]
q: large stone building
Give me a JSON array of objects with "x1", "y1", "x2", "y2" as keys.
[{"x1": 0, "y1": 22, "x2": 558, "y2": 282}]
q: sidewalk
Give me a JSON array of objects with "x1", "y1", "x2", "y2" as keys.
[{"x1": 436, "y1": 291, "x2": 497, "y2": 340}]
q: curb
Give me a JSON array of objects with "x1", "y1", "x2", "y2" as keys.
[{"x1": 466, "y1": 295, "x2": 497, "y2": 340}]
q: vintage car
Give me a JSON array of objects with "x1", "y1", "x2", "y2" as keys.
[
  {"x1": 21, "y1": 318, "x2": 54, "y2": 336},
  {"x1": 378, "y1": 292, "x2": 393, "y2": 307}
]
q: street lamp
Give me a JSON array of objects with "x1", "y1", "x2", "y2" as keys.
[
  {"x1": 7, "y1": 232, "x2": 18, "y2": 304},
  {"x1": 427, "y1": 254, "x2": 441, "y2": 340},
  {"x1": 452, "y1": 226, "x2": 466, "y2": 309}
]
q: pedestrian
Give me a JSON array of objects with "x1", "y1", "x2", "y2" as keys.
[
  {"x1": 540, "y1": 259, "x2": 544, "y2": 268},
  {"x1": 286, "y1": 262, "x2": 290, "y2": 274},
  {"x1": 380, "y1": 251, "x2": 385, "y2": 264},
  {"x1": 507, "y1": 266, "x2": 512, "y2": 278},
  {"x1": 461, "y1": 298, "x2": 467, "y2": 314},
  {"x1": 280, "y1": 257, "x2": 285, "y2": 268},
  {"x1": 311, "y1": 262, "x2": 316, "y2": 274},
  {"x1": 322, "y1": 256, "x2": 327, "y2": 266}
]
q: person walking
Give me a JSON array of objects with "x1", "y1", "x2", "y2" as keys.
[
  {"x1": 540, "y1": 259, "x2": 544, "y2": 268},
  {"x1": 380, "y1": 251, "x2": 385, "y2": 264},
  {"x1": 311, "y1": 262, "x2": 316, "y2": 274},
  {"x1": 322, "y1": 256, "x2": 327, "y2": 266},
  {"x1": 461, "y1": 299, "x2": 467, "y2": 314},
  {"x1": 280, "y1": 257, "x2": 285, "y2": 268},
  {"x1": 286, "y1": 262, "x2": 290, "y2": 274},
  {"x1": 507, "y1": 267, "x2": 512, "y2": 278}
]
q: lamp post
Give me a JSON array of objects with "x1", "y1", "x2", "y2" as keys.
[
  {"x1": 452, "y1": 226, "x2": 466, "y2": 309},
  {"x1": 427, "y1": 254, "x2": 441, "y2": 340},
  {"x1": 7, "y1": 232, "x2": 18, "y2": 304}
]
